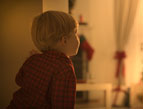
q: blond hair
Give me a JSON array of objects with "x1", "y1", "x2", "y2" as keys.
[{"x1": 31, "y1": 10, "x2": 78, "y2": 52}]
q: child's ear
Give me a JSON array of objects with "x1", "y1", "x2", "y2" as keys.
[{"x1": 61, "y1": 37, "x2": 67, "y2": 45}]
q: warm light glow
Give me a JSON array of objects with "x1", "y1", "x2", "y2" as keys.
[{"x1": 134, "y1": 0, "x2": 143, "y2": 84}]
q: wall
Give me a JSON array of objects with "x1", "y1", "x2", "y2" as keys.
[
  {"x1": 73, "y1": 0, "x2": 115, "y2": 84},
  {"x1": 43, "y1": 0, "x2": 68, "y2": 12},
  {"x1": 126, "y1": 0, "x2": 143, "y2": 85}
]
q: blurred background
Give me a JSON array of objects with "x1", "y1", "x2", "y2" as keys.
[{"x1": 0, "y1": 0, "x2": 143, "y2": 108}]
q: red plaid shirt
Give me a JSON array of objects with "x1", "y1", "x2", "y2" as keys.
[{"x1": 7, "y1": 50, "x2": 77, "y2": 109}]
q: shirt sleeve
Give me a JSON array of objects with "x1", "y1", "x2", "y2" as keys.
[
  {"x1": 15, "y1": 56, "x2": 33, "y2": 87},
  {"x1": 51, "y1": 67, "x2": 76, "y2": 109}
]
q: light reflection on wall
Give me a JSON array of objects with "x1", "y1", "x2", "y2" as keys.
[{"x1": 128, "y1": 0, "x2": 143, "y2": 85}]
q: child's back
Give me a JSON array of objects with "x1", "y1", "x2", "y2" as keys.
[{"x1": 8, "y1": 50, "x2": 76, "y2": 108}]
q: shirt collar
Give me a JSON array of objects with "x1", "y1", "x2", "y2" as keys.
[{"x1": 42, "y1": 49, "x2": 72, "y2": 64}]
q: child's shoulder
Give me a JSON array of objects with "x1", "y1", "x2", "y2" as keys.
[
  {"x1": 28, "y1": 53, "x2": 42, "y2": 60},
  {"x1": 24, "y1": 53, "x2": 43, "y2": 64}
]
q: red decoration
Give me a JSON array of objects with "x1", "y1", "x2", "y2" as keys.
[
  {"x1": 114, "y1": 51, "x2": 126, "y2": 78},
  {"x1": 79, "y1": 14, "x2": 83, "y2": 23},
  {"x1": 80, "y1": 39, "x2": 94, "y2": 60}
]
